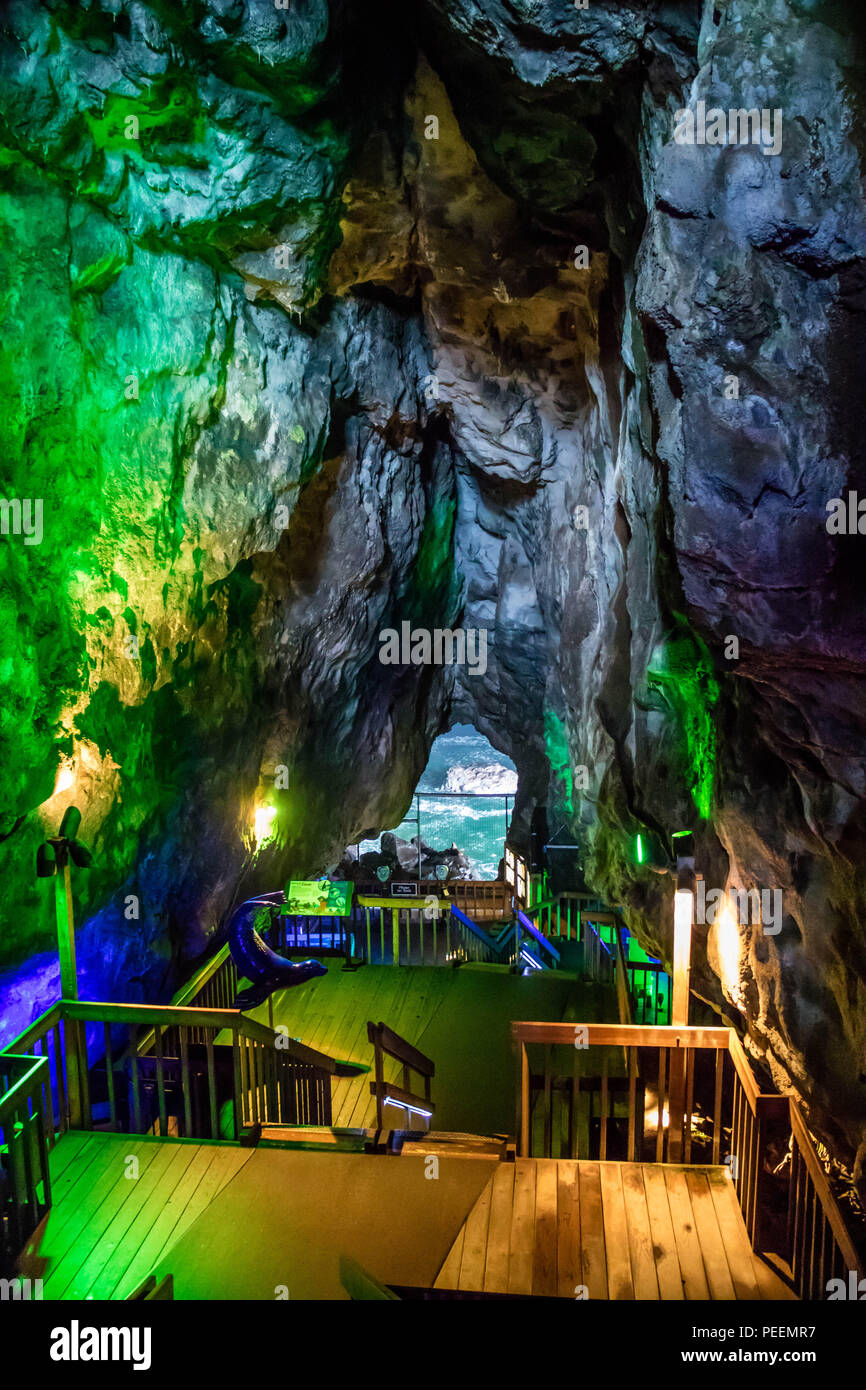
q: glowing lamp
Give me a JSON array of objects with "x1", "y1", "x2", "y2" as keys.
[{"x1": 672, "y1": 891, "x2": 694, "y2": 1025}]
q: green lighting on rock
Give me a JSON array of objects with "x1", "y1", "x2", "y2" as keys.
[
  {"x1": 543, "y1": 709, "x2": 574, "y2": 816},
  {"x1": 645, "y1": 625, "x2": 719, "y2": 820},
  {"x1": 636, "y1": 833, "x2": 644, "y2": 865}
]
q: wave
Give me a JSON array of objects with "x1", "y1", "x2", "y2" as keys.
[{"x1": 442, "y1": 763, "x2": 518, "y2": 795}]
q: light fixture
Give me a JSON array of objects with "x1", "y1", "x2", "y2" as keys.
[
  {"x1": 671, "y1": 833, "x2": 695, "y2": 1026},
  {"x1": 384, "y1": 1099, "x2": 433, "y2": 1121}
]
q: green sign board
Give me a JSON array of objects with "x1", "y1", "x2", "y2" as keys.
[{"x1": 283, "y1": 880, "x2": 353, "y2": 917}]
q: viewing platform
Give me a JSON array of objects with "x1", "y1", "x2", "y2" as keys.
[{"x1": 3, "y1": 884, "x2": 862, "y2": 1303}]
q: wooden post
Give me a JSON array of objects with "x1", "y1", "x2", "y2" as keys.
[
  {"x1": 519, "y1": 1042, "x2": 530, "y2": 1157},
  {"x1": 668, "y1": 1047, "x2": 686, "y2": 1163},
  {"x1": 52, "y1": 847, "x2": 89, "y2": 1129},
  {"x1": 55, "y1": 859, "x2": 77, "y2": 1000}
]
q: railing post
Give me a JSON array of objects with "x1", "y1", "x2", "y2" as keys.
[
  {"x1": 667, "y1": 1046, "x2": 686, "y2": 1164},
  {"x1": 64, "y1": 1014, "x2": 89, "y2": 1130},
  {"x1": 752, "y1": 1093, "x2": 789, "y2": 1250},
  {"x1": 231, "y1": 1027, "x2": 243, "y2": 1139},
  {"x1": 519, "y1": 1042, "x2": 530, "y2": 1157}
]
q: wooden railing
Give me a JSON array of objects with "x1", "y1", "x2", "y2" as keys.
[
  {"x1": 354, "y1": 897, "x2": 507, "y2": 966},
  {"x1": 526, "y1": 892, "x2": 608, "y2": 940},
  {"x1": 172, "y1": 943, "x2": 237, "y2": 1014},
  {"x1": 625, "y1": 958, "x2": 671, "y2": 1025},
  {"x1": 4, "y1": 998, "x2": 337, "y2": 1145},
  {"x1": 271, "y1": 912, "x2": 355, "y2": 957},
  {"x1": 367, "y1": 1021, "x2": 434, "y2": 1132},
  {"x1": 787, "y1": 1104, "x2": 864, "y2": 1300},
  {"x1": 582, "y1": 920, "x2": 614, "y2": 983},
  {"x1": 613, "y1": 930, "x2": 633, "y2": 1026},
  {"x1": 0, "y1": 1053, "x2": 53, "y2": 1268},
  {"x1": 512, "y1": 1020, "x2": 864, "y2": 1299},
  {"x1": 447, "y1": 881, "x2": 510, "y2": 921},
  {"x1": 525, "y1": 896, "x2": 673, "y2": 1020}
]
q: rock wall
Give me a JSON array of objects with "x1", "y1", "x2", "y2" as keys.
[{"x1": 1, "y1": 0, "x2": 865, "y2": 1177}]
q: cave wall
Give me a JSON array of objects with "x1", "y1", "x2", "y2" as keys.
[{"x1": 1, "y1": 0, "x2": 865, "y2": 1175}]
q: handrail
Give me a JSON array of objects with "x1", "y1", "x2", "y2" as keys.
[
  {"x1": 525, "y1": 895, "x2": 559, "y2": 918},
  {"x1": 449, "y1": 902, "x2": 499, "y2": 946},
  {"x1": 0, "y1": 1053, "x2": 50, "y2": 1119},
  {"x1": 789, "y1": 1104, "x2": 863, "y2": 1280},
  {"x1": 171, "y1": 944, "x2": 232, "y2": 1007},
  {"x1": 0, "y1": 1053, "x2": 52, "y2": 1268},
  {"x1": 367, "y1": 1020, "x2": 434, "y2": 1134},
  {"x1": 727, "y1": 1027, "x2": 767, "y2": 1109},
  {"x1": 513, "y1": 1021, "x2": 729, "y2": 1048},
  {"x1": 512, "y1": 1019, "x2": 864, "y2": 1295},
  {"x1": 1, "y1": 1004, "x2": 63, "y2": 1057},
  {"x1": 63, "y1": 999, "x2": 338, "y2": 1073},
  {"x1": 613, "y1": 929, "x2": 632, "y2": 1026},
  {"x1": 5, "y1": 997, "x2": 341, "y2": 1143},
  {"x1": 357, "y1": 895, "x2": 443, "y2": 911},
  {"x1": 515, "y1": 908, "x2": 560, "y2": 964}
]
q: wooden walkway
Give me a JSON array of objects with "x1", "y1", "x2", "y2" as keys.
[
  {"x1": 434, "y1": 1159, "x2": 797, "y2": 1300},
  {"x1": 36, "y1": 1132, "x2": 495, "y2": 1300},
  {"x1": 38, "y1": 1131, "x2": 253, "y2": 1300},
  {"x1": 35, "y1": 1137, "x2": 797, "y2": 1301},
  {"x1": 251, "y1": 964, "x2": 608, "y2": 1134}
]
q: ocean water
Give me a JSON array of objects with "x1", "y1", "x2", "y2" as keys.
[{"x1": 360, "y1": 724, "x2": 517, "y2": 879}]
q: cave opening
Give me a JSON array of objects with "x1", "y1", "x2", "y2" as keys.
[{"x1": 344, "y1": 722, "x2": 517, "y2": 884}]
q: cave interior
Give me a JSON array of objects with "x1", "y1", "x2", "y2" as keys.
[{"x1": 1, "y1": 0, "x2": 866, "y2": 1309}]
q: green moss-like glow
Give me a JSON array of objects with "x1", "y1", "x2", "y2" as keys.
[
  {"x1": 544, "y1": 709, "x2": 573, "y2": 815},
  {"x1": 0, "y1": 2, "x2": 357, "y2": 982},
  {"x1": 403, "y1": 492, "x2": 458, "y2": 627},
  {"x1": 645, "y1": 625, "x2": 719, "y2": 820}
]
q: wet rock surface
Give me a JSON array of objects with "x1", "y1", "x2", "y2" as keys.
[{"x1": 1, "y1": 1, "x2": 865, "y2": 1176}]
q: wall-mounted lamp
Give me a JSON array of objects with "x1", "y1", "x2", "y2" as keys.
[{"x1": 671, "y1": 832, "x2": 695, "y2": 1027}]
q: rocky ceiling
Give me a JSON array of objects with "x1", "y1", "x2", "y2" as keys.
[{"x1": 1, "y1": 0, "x2": 865, "y2": 1184}]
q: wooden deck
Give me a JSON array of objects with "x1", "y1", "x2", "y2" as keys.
[
  {"x1": 433, "y1": 1159, "x2": 797, "y2": 1300},
  {"x1": 38, "y1": 1131, "x2": 254, "y2": 1300},
  {"x1": 35, "y1": 1136, "x2": 796, "y2": 1301},
  {"x1": 246, "y1": 963, "x2": 611, "y2": 1134},
  {"x1": 36, "y1": 1131, "x2": 495, "y2": 1300}
]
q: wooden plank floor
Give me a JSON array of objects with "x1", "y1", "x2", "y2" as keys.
[
  {"x1": 434, "y1": 1160, "x2": 798, "y2": 1300},
  {"x1": 39, "y1": 1132, "x2": 253, "y2": 1300},
  {"x1": 248, "y1": 964, "x2": 609, "y2": 1134},
  {"x1": 38, "y1": 1133, "x2": 494, "y2": 1300}
]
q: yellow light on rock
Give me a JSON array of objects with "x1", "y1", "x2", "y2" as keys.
[
  {"x1": 716, "y1": 897, "x2": 744, "y2": 1009},
  {"x1": 54, "y1": 763, "x2": 75, "y2": 795},
  {"x1": 253, "y1": 804, "x2": 277, "y2": 847}
]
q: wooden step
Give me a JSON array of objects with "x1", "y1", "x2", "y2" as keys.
[
  {"x1": 257, "y1": 1125, "x2": 372, "y2": 1152},
  {"x1": 400, "y1": 1131, "x2": 515, "y2": 1161}
]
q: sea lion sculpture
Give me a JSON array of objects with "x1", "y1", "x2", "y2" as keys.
[{"x1": 226, "y1": 891, "x2": 327, "y2": 1011}]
